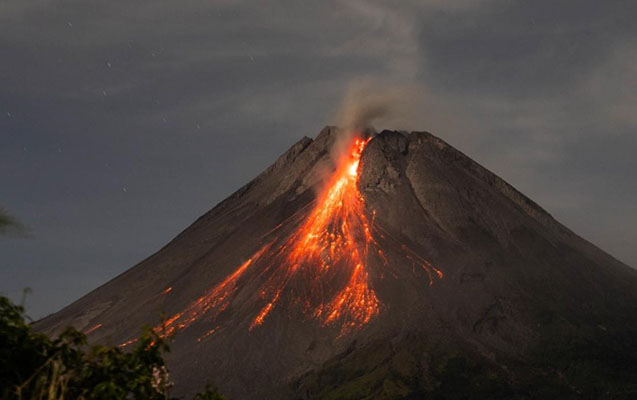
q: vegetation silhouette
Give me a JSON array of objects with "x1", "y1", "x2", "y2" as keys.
[{"x1": 0, "y1": 294, "x2": 226, "y2": 399}]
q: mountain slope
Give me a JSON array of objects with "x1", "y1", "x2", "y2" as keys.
[{"x1": 35, "y1": 127, "x2": 637, "y2": 399}]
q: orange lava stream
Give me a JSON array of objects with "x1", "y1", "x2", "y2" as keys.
[
  {"x1": 84, "y1": 323, "x2": 102, "y2": 335},
  {"x1": 153, "y1": 244, "x2": 272, "y2": 339},
  {"x1": 252, "y1": 138, "x2": 379, "y2": 333},
  {"x1": 123, "y1": 135, "x2": 443, "y2": 346}
]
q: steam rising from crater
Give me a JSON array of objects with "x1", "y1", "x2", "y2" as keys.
[{"x1": 331, "y1": 80, "x2": 410, "y2": 163}]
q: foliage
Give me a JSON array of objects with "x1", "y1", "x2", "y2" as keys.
[
  {"x1": 0, "y1": 209, "x2": 27, "y2": 236},
  {"x1": 0, "y1": 295, "x2": 226, "y2": 400},
  {"x1": 192, "y1": 385, "x2": 226, "y2": 400}
]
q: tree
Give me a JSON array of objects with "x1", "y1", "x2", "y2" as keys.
[
  {"x1": 0, "y1": 209, "x2": 223, "y2": 398},
  {"x1": 0, "y1": 295, "x2": 226, "y2": 400},
  {"x1": 0, "y1": 208, "x2": 27, "y2": 236}
]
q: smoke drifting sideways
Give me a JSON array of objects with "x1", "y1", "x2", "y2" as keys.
[
  {"x1": 331, "y1": 80, "x2": 417, "y2": 161},
  {"x1": 0, "y1": 208, "x2": 29, "y2": 237},
  {"x1": 312, "y1": 79, "x2": 422, "y2": 196}
]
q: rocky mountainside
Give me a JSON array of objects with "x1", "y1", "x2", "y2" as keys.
[{"x1": 35, "y1": 127, "x2": 637, "y2": 399}]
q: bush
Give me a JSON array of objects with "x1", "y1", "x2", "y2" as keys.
[{"x1": 0, "y1": 295, "x2": 225, "y2": 400}]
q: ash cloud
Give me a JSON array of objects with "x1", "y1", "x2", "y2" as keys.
[
  {"x1": 330, "y1": 79, "x2": 416, "y2": 162},
  {"x1": 335, "y1": 80, "x2": 399, "y2": 134}
]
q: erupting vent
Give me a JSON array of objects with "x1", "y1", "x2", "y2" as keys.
[{"x1": 120, "y1": 135, "x2": 442, "y2": 346}]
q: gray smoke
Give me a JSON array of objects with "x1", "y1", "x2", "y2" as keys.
[
  {"x1": 335, "y1": 79, "x2": 403, "y2": 134},
  {"x1": 329, "y1": 80, "x2": 409, "y2": 163}
]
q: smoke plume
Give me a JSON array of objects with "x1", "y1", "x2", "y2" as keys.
[{"x1": 330, "y1": 79, "x2": 410, "y2": 163}]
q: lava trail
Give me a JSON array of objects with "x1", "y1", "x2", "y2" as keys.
[{"x1": 118, "y1": 135, "x2": 442, "y2": 345}]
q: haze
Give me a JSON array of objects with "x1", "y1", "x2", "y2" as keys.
[{"x1": 1, "y1": 0, "x2": 635, "y2": 319}]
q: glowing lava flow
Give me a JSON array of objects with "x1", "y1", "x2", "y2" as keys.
[
  {"x1": 132, "y1": 135, "x2": 443, "y2": 345},
  {"x1": 252, "y1": 138, "x2": 379, "y2": 332}
]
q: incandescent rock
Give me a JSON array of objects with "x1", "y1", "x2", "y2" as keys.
[{"x1": 35, "y1": 127, "x2": 637, "y2": 399}]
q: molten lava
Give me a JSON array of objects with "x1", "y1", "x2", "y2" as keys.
[
  {"x1": 252, "y1": 138, "x2": 380, "y2": 333},
  {"x1": 117, "y1": 135, "x2": 442, "y2": 346}
]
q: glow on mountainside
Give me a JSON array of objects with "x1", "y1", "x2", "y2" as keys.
[{"x1": 116, "y1": 135, "x2": 443, "y2": 346}]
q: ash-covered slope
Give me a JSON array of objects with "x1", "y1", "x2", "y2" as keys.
[{"x1": 35, "y1": 127, "x2": 637, "y2": 399}]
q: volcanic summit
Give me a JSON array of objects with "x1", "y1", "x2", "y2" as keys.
[{"x1": 36, "y1": 127, "x2": 637, "y2": 399}]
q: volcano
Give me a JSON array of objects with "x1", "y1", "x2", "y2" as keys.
[{"x1": 36, "y1": 127, "x2": 637, "y2": 399}]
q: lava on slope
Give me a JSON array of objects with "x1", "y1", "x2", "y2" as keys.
[
  {"x1": 38, "y1": 128, "x2": 637, "y2": 400},
  {"x1": 123, "y1": 135, "x2": 442, "y2": 345}
]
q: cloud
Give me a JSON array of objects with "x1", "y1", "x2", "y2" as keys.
[
  {"x1": 580, "y1": 41, "x2": 637, "y2": 128},
  {"x1": 1, "y1": 0, "x2": 635, "y2": 318}
]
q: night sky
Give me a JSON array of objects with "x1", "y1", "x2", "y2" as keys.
[{"x1": 1, "y1": 0, "x2": 635, "y2": 319}]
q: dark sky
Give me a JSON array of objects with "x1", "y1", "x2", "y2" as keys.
[{"x1": 1, "y1": 0, "x2": 635, "y2": 319}]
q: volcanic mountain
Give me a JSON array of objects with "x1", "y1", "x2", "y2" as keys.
[{"x1": 36, "y1": 127, "x2": 637, "y2": 399}]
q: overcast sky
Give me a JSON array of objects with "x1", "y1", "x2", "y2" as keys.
[{"x1": 1, "y1": 0, "x2": 635, "y2": 319}]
